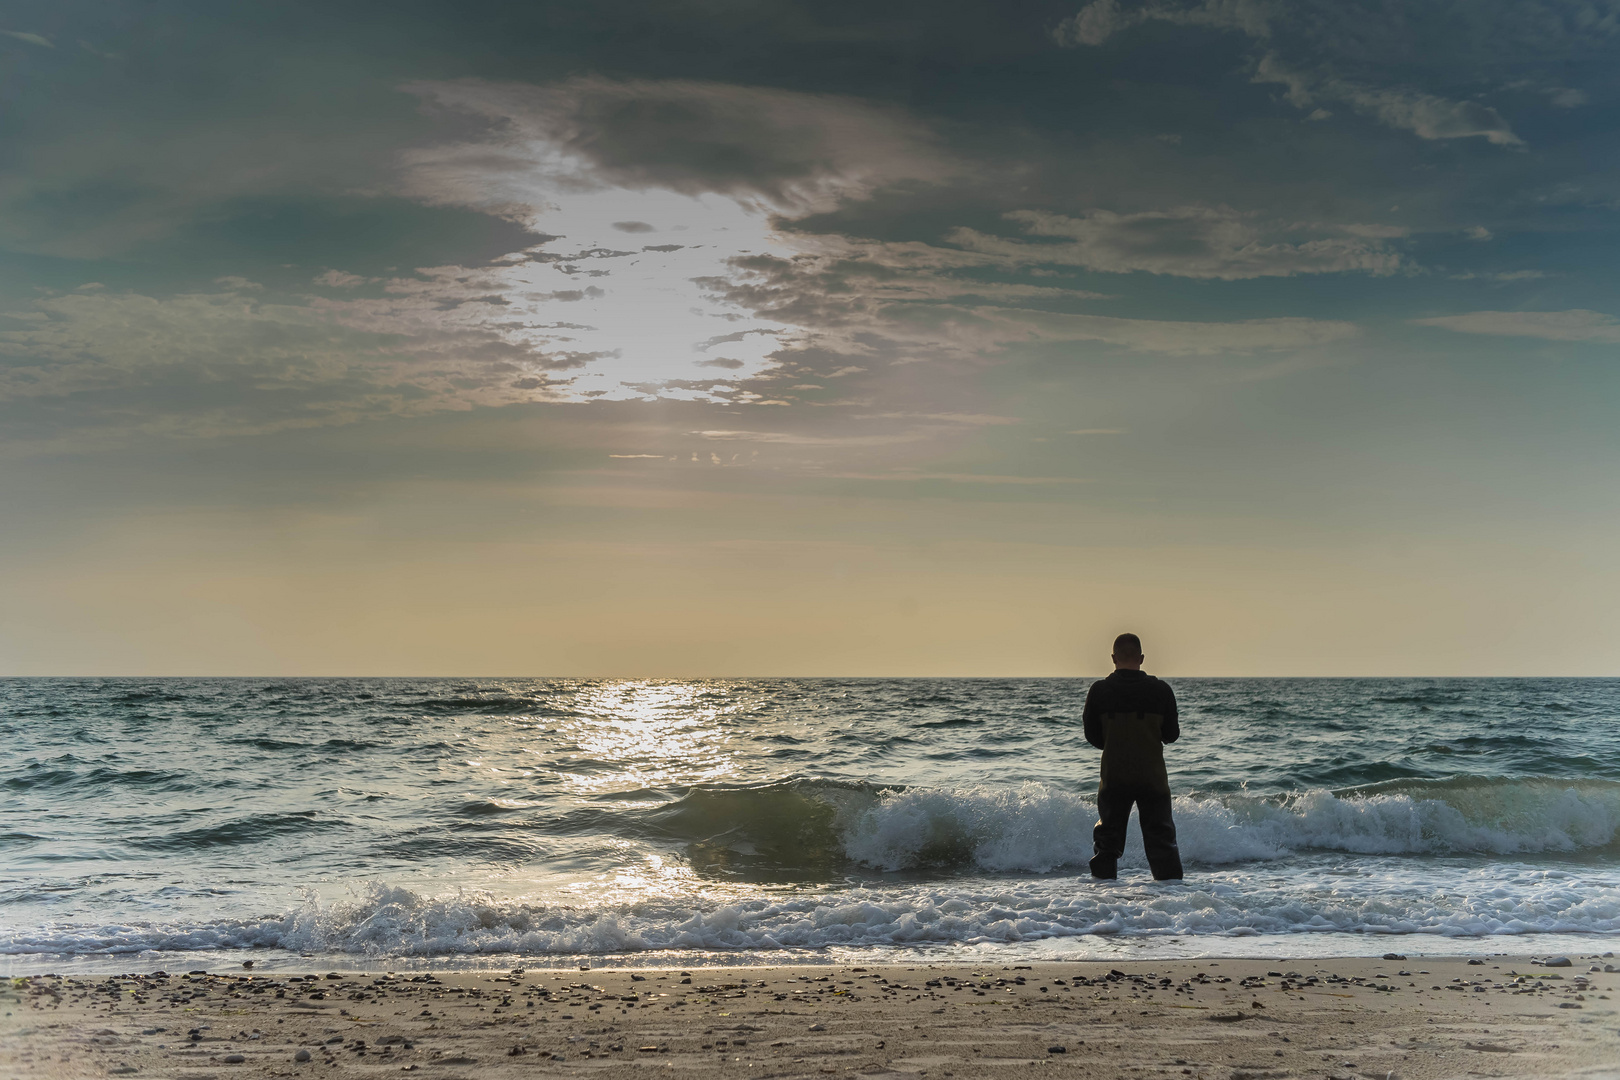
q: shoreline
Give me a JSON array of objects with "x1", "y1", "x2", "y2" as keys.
[{"x1": 6, "y1": 955, "x2": 1617, "y2": 1079}]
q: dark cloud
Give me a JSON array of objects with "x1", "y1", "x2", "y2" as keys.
[{"x1": 401, "y1": 76, "x2": 956, "y2": 216}]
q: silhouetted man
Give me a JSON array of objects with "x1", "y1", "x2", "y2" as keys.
[{"x1": 1083, "y1": 633, "x2": 1183, "y2": 880}]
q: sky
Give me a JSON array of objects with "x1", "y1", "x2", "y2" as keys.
[{"x1": 2, "y1": 0, "x2": 1618, "y2": 676}]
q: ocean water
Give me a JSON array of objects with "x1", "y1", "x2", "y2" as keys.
[{"x1": 2, "y1": 677, "x2": 1618, "y2": 973}]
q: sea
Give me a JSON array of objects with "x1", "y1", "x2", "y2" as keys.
[{"x1": 3, "y1": 677, "x2": 1617, "y2": 975}]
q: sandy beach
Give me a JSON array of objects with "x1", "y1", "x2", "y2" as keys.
[{"x1": 5, "y1": 955, "x2": 1616, "y2": 1080}]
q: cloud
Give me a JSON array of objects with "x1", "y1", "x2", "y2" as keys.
[
  {"x1": 313, "y1": 269, "x2": 375, "y2": 288},
  {"x1": 1347, "y1": 87, "x2": 1520, "y2": 146},
  {"x1": 687, "y1": 235, "x2": 1359, "y2": 393},
  {"x1": 0, "y1": 286, "x2": 582, "y2": 438},
  {"x1": 691, "y1": 429, "x2": 923, "y2": 446},
  {"x1": 1053, "y1": 0, "x2": 1135, "y2": 45},
  {"x1": 855, "y1": 413, "x2": 1023, "y2": 426},
  {"x1": 399, "y1": 76, "x2": 957, "y2": 220},
  {"x1": 947, "y1": 206, "x2": 1403, "y2": 279},
  {"x1": 1, "y1": 29, "x2": 53, "y2": 48},
  {"x1": 1056, "y1": 1, "x2": 1525, "y2": 147},
  {"x1": 363, "y1": 76, "x2": 987, "y2": 402},
  {"x1": 1412, "y1": 309, "x2": 1620, "y2": 343},
  {"x1": 1247, "y1": 51, "x2": 1523, "y2": 147},
  {"x1": 1053, "y1": 0, "x2": 1271, "y2": 46},
  {"x1": 825, "y1": 471, "x2": 1092, "y2": 485},
  {"x1": 359, "y1": 75, "x2": 1375, "y2": 417},
  {"x1": 2, "y1": 71, "x2": 1375, "y2": 444},
  {"x1": 970, "y1": 307, "x2": 1358, "y2": 355}
]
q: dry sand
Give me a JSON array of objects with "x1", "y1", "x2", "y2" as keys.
[{"x1": 5, "y1": 955, "x2": 1617, "y2": 1080}]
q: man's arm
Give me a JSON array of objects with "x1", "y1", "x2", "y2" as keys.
[
  {"x1": 1082, "y1": 681, "x2": 1105, "y2": 749},
  {"x1": 1159, "y1": 682, "x2": 1180, "y2": 744}
]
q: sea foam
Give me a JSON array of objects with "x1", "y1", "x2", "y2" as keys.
[{"x1": 6, "y1": 864, "x2": 1619, "y2": 958}]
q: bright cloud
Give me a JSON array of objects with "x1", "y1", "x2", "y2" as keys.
[{"x1": 354, "y1": 77, "x2": 968, "y2": 401}]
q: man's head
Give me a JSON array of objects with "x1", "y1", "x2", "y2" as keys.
[{"x1": 1111, "y1": 633, "x2": 1144, "y2": 671}]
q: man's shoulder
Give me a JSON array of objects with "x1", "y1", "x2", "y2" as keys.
[{"x1": 1143, "y1": 673, "x2": 1176, "y2": 696}]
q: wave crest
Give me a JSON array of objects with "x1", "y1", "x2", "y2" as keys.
[{"x1": 631, "y1": 776, "x2": 1620, "y2": 876}]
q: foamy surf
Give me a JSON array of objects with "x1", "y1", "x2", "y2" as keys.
[{"x1": 6, "y1": 860, "x2": 1619, "y2": 960}]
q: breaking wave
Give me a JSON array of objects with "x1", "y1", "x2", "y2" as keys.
[{"x1": 602, "y1": 776, "x2": 1620, "y2": 878}]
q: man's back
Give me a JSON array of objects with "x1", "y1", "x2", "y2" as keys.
[{"x1": 1083, "y1": 669, "x2": 1180, "y2": 792}]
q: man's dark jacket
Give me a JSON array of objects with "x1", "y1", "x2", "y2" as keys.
[{"x1": 1082, "y1": 669, "x2": 1179, "y2": 794}]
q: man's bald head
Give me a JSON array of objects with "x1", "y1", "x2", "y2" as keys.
[{"x1": 1112, "y1": 633, "x2": 1143, "y2": 671}]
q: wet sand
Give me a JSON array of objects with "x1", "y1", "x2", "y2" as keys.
[{"x1": 5, "y1": 955, "x2": 1617, "y2": 1079}]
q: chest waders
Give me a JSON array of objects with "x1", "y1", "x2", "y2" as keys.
[{"x1": 1091, "y1": 711, "x2": 1183, "y2": 881}]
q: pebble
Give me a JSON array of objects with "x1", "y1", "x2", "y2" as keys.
[
  {"x1": 223, "y1": 1053, "x2": 246, "y2": 1063},
  {"x1": 294, "y1": 1049, "x2": 311, "y2": 1062},
  {"x1": 1048, "y1": 1045, "x2": 1067, "y2": 1054},
  {"x1": 1545, "y1": 957, "x2": 1573, "y2": 968}
]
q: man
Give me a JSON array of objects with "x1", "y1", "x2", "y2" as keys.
[{"x1": 1082, "y1": 633, "x2": 1183, "y2": 881}]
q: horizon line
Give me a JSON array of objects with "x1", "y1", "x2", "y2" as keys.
[{"x1": 4, "y1": 672, "x2": 1617, "y2": 680}]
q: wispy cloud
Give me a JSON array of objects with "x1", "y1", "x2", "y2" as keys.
[
  {"x1": 948, "y1": 206, "x2": 1404, "y2": 279},
  {"x1": 1252, "y1": 54, "x2": 1522, "y2": 147},
  {"x1": 0, "y1": 286, "x2": 581, "y2": 436},
  {"x1": 1053, "y1": 0, "x2": 1271, "y2": 46},
  {"x1": 313, "y1": 270, "x2": 376, "y2": 288},
  {"x1": 690, "y1": 429, "x2": 924, "y2": 446},
  {"x1": 823, "y1": 471, "x2": 1093, "y2": 485},
  {"x1": 1, "y1": 29, "x2": 53, "y2": 48},
  {"x1": 1055, "y1": 0, "x2": 1525, "y2": 147},
  {"x1": 1412, "y1": 309, "x2": 1620, "y2": 343}
]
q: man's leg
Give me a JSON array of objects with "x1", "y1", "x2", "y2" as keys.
[
  {"x1": 1090, "y1": 787, "x2": 1132, "y2": 879},
  {"x1": 1136, "y1": 789, "x2": 1183, "y2": 880}
]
